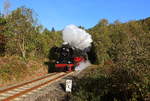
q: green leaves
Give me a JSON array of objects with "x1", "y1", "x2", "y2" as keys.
[
  {"x1": 71, "y1": 18, "x2": 150, "y2": 101},
  {"x1": 0, "y1": 6, "x2": 63, "y2": 58}
]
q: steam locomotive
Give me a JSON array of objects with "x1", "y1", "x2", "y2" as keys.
[{"x1": 51, "y1": 42, "x2": 88, "y2": 72}]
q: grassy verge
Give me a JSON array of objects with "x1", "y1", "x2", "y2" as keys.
[{"x1": 0, "y1": 56, "x2": 47, "y2": 87}]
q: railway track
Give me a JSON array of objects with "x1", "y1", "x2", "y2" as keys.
[{"x1": 0, "y1": 72, "x2": 73, "y2": 101}]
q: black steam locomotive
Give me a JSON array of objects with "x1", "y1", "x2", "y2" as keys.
[{"x1": 50, "y1": 43, "x2": 88, "y2": 72}]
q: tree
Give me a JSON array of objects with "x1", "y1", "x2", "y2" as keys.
[
  {"x1": 3, "y1": 0, "x2": 11, "y2": 17},
  {"x1": 97, "y1": 19, "x2": 108, "y2": 26},
  {"x1": 0, "y1": 16, "x2": 7, "y2": 55},
  {"x1": 51, "y1": 27, "x2": 55, "y2": 32},
  {"x1": 6, "y1": 6, "x2": 38, "y2": 58},
  {"x1": 88, "y1": 19, "x2": 112, "y2": 64}
]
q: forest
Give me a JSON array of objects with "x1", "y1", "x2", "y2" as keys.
[
  {"x1": 0, "y1": 6, "x2": 150, "y2": 101},
  {"x1": 71, "y1": 18, "x2": 150, "y2": 101}
]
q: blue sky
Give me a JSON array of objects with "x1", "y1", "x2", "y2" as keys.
[{"x1": 0, "y1": 0, "x2": 150, "y2": 30}]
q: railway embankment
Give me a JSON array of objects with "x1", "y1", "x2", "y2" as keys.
[{"x1": 0, "y1": 56, "x2": 48, "y2": 88}]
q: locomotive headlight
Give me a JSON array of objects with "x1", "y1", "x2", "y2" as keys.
[{"x1": 68, "y1": 61, "x2": 71, "y2": 64}]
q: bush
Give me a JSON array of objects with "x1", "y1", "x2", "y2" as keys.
[{"x1": 71, "y1": 65, "x2": 149, "y2": 101}]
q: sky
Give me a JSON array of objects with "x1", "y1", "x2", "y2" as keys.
[{"x1": 0, "y1": 0, "x2": 150, "y2": 30}]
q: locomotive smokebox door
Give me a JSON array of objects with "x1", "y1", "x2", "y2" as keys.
[{"x1": 66, "y1": 79, "x2": 72, "y2": 92}]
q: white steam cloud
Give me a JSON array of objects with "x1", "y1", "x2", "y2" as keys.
[
  {"x1": 62, "y1": 25, "x2": 93, "y2": 50},
  {"x1": 75, "y1": 61, "x2": 91, "y2": 71}
]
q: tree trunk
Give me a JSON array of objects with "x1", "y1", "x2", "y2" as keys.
[
  {"x1": 22, "y1": 50, "x2": 26, "y2": 58},
  {"x1": 22, "y1": 37, "x2": 26, "y2": 58}
]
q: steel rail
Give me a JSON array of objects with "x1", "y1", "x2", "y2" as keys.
[
  {"x1": 1, "y1": 72, "x2": 73, "y2": 101},
  {"x1": 0, "y1": 73, "x2": 56, "y2": 94}
]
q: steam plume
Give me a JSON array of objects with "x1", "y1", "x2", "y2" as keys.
[
  {"x1": 62, "y1": 25, "x2": 93, "y2": 50},
  {"x1": 75, "y1": 61, "x2": 91, "y2": 71}
]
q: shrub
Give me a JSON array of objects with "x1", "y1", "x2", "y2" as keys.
[{"x1": 71, "y1": 65, "x2": 149, "y2": 101}]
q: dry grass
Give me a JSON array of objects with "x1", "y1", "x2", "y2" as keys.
[{"x1": 0, "y1": 56, "x2": 48, "y2": 87}]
